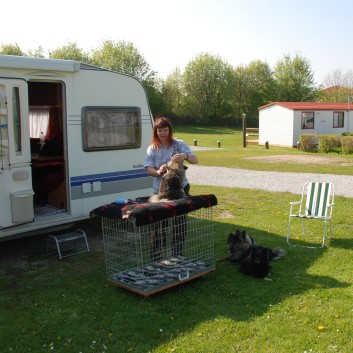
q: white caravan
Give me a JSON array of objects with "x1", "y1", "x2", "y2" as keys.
[{"x1": 0, "y1": 55, "x2": 153, "y2": 240}]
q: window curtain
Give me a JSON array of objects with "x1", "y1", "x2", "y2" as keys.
[{"x1": 29, "y1": 108, "x2": 50, "y2": 138}]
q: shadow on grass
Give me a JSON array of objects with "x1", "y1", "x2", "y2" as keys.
[
  {"x1": 97, "y1": 220, "x2": 349, "y2": 350},
  {"x1": 0, "y1": 218, "x2": 349, "y2": 352},
  {"x1": 328, "y1": 237, "x2": 353, "y2": 249}
]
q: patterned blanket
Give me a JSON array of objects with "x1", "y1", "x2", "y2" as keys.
[{"x1": 90, "y1": 194, "x2": 217, "y2": 226}]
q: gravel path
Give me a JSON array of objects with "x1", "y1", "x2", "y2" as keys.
[{"x1": 186, "y1": 165, "x2": 353, "y2": 198}]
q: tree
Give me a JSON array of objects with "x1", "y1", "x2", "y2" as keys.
[
  {"x1": 27, "y1": 46, "x2": 45, "y2": 58},
  {"x1": 143, "y1": 76, "x2": 167, "y2": 117},
  {"x1": 162, "y1": 68, "x2": 184, "y2": 117},
  {"x1": 273, "y1": 53, "x2": 318, "y2": 101},
  {"x1": 49, "y1": 42, "x2": 90, "y2": 63},
  {"x1": 245, "y1": 60, "x2": 274, "y2": 119},
  {"x1": 0, "y1": 43, "x2": 24, "y2": 56},
  {"x1": 232, "y1": 65, "x2": 249, "y2": 120},
  {"x1": 183, "y1": 53, "x2": 235, "y2": 124},
  {"x1": 90, "y1": 40, "x2": 155, "y2": 83},
  {"x1": 318, "y1": 69, "x2": 353, "y2": 102},
  {"x1": 233, "y1": 60, "x2": 274, "y2": 122}
]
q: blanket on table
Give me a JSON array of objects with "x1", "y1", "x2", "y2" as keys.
[{"x1": 90, "y1": 194, "x2": 217, "y2": 227}]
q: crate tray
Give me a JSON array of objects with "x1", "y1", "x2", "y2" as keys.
[{"x1": 108, "y1": 256, "x2": 215, "y2": 296}]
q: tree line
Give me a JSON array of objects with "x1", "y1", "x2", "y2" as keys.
[{"x1": 1, "y1": 41, "x2": 352, "y2": 127}]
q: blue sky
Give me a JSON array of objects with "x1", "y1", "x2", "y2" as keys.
[{"x1": 2, "y1": 0, "x2": 353, "y2": 85}]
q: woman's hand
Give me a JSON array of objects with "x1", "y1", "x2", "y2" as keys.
[
  {"x1": 171, "y1": 153, "x2": 187, "y2": 163},
  {"x1": 157, "y1": 164, "x2": 167, "y2": 176}
]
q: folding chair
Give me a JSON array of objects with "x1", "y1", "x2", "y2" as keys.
[{"x1": 287, "y1": 182, "x2": 335, "y2": 248}]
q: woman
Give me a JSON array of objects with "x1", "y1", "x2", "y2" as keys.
[
  {"x1": 144, "y1": 115, "x2": 198, "y2": 260},
  {"x1": 144, "y1": 116, "x2": 198, "y2": 196}
]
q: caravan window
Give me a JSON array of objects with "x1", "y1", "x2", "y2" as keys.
[
  {"x1": 12, "y1": 87, "x2": 22, "y2": 154},
  {"x1": 82, "y1": 107, "x2": 141, "y2": 151}
]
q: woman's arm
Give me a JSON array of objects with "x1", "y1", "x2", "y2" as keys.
[
  {"x1": 171, "y1": 152, "x2": 198, "y2": 164},
  {"x1": 146, "y1": 165, "x2": 167, "y2": 177}
]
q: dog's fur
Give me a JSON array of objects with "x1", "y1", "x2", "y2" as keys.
[
  {"x1": 227, "y1": 229, "x2": 255, "y2": 263},
  {"x1": 149, "y1": 161, "x2": 186, "y2": 203},
  {"x1": 239, "y1": 245, "x2": 272, "y2": 278},
  {"x1": 227, "y1": 229, "x2": 286, "y2": 278}
]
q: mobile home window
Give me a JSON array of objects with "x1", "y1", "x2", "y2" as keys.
[
  {"x1": 12, "y1": 87, "x2": 22, "y2": 154},
  {"x1": 82, "y1": 107, "x2": 141, "y2": 151},
  {"x1": 301, "y1": 112, "x2": 314, "y2": 129},
  {"x1": 333, "y1": 111, "x2": 344, "y2": 128}
]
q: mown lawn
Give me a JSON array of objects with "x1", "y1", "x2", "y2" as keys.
[
  {"x1": 1, "y1": 184, "x2": 353, "y2": 353},
  {"x1": 174, "y1": 125, "x2": 353, "y2": 175},
  {"x1": 1, "y1": 126, "x2": 353, "y2": 353}
]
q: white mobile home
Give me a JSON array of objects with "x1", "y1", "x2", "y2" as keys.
[
  {"x1": 0, "y1": 55, "x2": 153, "y2": 240},
  {"x1": 259, "y1": 102, "x2": 352, "y2": 147}
]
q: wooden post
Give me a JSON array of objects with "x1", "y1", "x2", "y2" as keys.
[{"x1": 242, "y1": 114, "x2": 246, "y2": 148}]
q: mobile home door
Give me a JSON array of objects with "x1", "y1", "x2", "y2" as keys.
[{"x1": 0, "y1": 79, "x2": 34, "y2": 228}]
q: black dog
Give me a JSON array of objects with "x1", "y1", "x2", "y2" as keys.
[
  {"x1": 239, "y1": 245, "x2": 272, "y2": 278},
  {"x1": 227, "y1": 229, "x2": 286, "y2": 278}
]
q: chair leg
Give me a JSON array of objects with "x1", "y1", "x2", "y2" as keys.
[
  {"x1": 287, "y1": 217, "x2": 292, "y2": 245},
  {"x1": 320, "y1": 220, "x2": 328, "y2": 248},
  {"x1": 301, "y1": 218, "x2": 306, "y2": 237}
]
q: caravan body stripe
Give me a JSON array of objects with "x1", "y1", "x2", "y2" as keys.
[
  {"x1": 69, "y1": 168, "x2": 151, "y2": 200},
  {"x1": 70, "y1": 169, "x2": 148, "y2": 187}
]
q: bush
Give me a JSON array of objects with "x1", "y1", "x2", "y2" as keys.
[
  {"x1": 318, "y1": 134, "x2": 341, "y2": 153},
  {"x1": 299, "y1": 134, "x2": 318, "y2": 152},
  {"x1": 341, "y1": 135, "x2": 353, "y2": 154}
]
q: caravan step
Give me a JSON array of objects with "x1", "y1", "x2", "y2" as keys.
[{"x1": 47, "y1": 229, "x2": 89, "y2": 260}]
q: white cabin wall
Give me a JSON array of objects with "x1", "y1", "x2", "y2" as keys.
[
  {"x1": 294, "y1": 110, "x2": 348, "y2": 144},
  {"x1": 293, "y1": 110, "x2": 305, "y2": 145},
  {"x1": 259, "y1": 105, "x2": 294, "y2": 147}
]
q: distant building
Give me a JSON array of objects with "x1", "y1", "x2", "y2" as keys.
[{"x1": 259, "y1": 102, "x2": 351, "y2": 147}]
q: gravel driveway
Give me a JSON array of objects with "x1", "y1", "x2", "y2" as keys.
[{"x1": 186, "y1": 165, "x2": 353, "y2": 198}]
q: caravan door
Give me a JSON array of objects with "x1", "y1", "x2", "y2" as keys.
[{"x1": 0, "y1": 79, "x2": 34, "y2": 229}]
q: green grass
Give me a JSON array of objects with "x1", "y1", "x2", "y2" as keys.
[{"x1": 1, "y1": 126, "x2": 353, "y2": 353}]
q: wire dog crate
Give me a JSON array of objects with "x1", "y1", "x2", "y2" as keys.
[{"x1": 93, "y1": 194, "x2": 217, "y2": 296}]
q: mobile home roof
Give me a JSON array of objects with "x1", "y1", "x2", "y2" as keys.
[
  {"x1": 0, "y1": 55, "x2": 80, "y2": 72},
  {"x1": 259, "y1": 102, "x2": 349, "y2": 111}
]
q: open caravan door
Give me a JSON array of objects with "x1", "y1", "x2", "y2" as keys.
[{"x1": 0, "y1": 79, "x2": 34, "y2": 229}]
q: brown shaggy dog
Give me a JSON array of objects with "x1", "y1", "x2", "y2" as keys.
[{"x1": 149, "y1": 161, "x2": 186, "y2": 203}]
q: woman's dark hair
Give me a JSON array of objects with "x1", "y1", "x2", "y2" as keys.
[{"x1": 151, "y1": 115, "x2": 173, "y2": 149}]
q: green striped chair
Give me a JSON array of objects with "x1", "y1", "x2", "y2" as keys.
[{"x1": 287, "y1": 182, "x2": 335, "y2": 248}]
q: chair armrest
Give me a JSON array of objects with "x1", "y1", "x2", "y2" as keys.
[{"x1": 289, "y1": 201, "x2": 302, "y2": 216}]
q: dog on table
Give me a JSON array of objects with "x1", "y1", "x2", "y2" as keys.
[
  {"x1": 227, "y1": 229, "x2": 286, "y2": 278},
  {"x1": 149, "y1": 161, "x2": 187, "y2": 203},
  {"x1": 149, "y1": 161, "x2": 188, "y2": 260}
]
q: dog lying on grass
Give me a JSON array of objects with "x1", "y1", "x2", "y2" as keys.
[
  {"x1": 227, "y1": 229, "x2": 286, "y2": 278},
  {"x1": 227, "y1": 229, "x2": 255, "y2": 263},
  {"x1": 149, "y1": 161, "x2": 187, "y2": 203}
]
